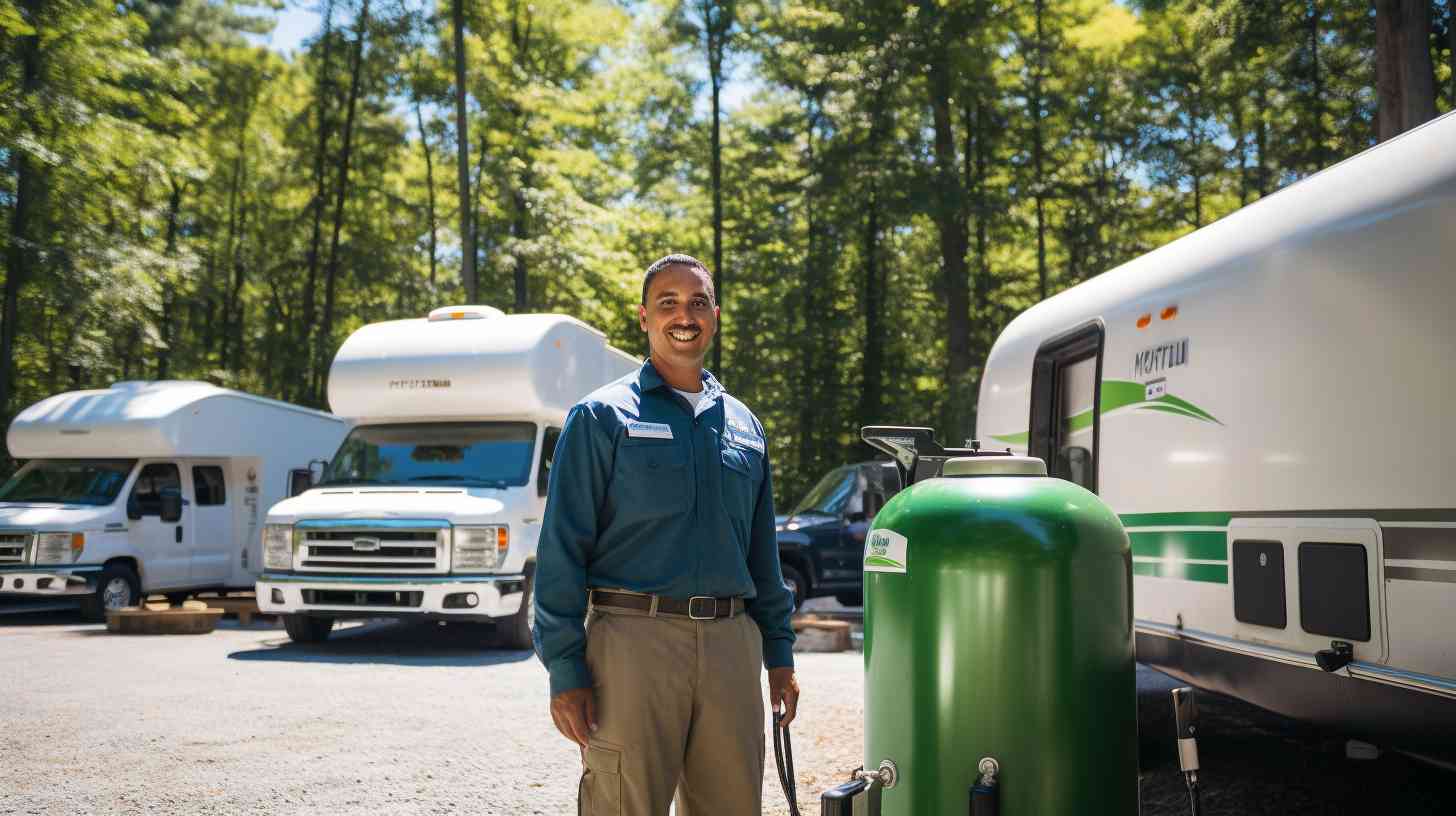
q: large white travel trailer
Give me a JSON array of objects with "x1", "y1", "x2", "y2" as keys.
[
  {"x1": 0, "y1": 382, "x2": 348, "y2": 618},
  {"x1": 975, "y1": 111, "x2": 1456, "y2": 748},
  {"x1": 256, "y1": 306, "x2": 639, "y2": 647}
]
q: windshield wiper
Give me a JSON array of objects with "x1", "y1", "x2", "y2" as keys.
[{"x1": 407, "y1": 475, "x2": 510, "y2": 488}]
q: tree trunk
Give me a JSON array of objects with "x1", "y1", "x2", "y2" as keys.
[
  {"x1": 928, "y1": 57, "x2": 972, "y2": 441},
  {"x1": 797, "y1": 113, "x2": 819, "y2": 481},
  {"x1": 1030, "y1": 0, "x2": 1049, "y2": 301},
  {"x1": 453, "y1": 0, "x2": 476, "y2": 302},
  {"x1": 1306, "y1": 0, "x2": 1330, "y2": 170},
  {"x1": 156, "y1": 180, "x2": 183, "y2": 381},
  {"x1": 512, "y1": 182, "x2": 529, "y2": 311},
  {"x1": 1255, "y1": 83, "x2": 1270, "y2": 196},
  {"x1": 228, "y1": 201, "x2": 249, "y2": 373},
  {"x1": 218, "y1": 144, "x2": 244, "y2": 370},
  {"x1": 1375, "y1": 0, "x2": 1439, "y2": 141},
  {"x1": 1, "y1": 0, "x2": 43, "y2": 418},
  {"x1": 414, "y1": 98, "x2": 438, "y2": 289},
  {"x1": 298, "y1": 0, "x2": 337, "y2": 400},
  {"x1": 315, "y1": 0, "x2": 370, "y2": 403},
  {"x1": 704, "y1": 0, "x2": 728, "y2": 376},
  {"x1": 859, "y1": 179, "x2": 884, "y2": 428}
]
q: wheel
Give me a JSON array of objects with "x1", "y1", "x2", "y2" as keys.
[
  {"x1": 503, "y1": 565, "x2": 535, "y2": 650},
  {"x1": 282, "y1": 614, "x2": 334, "y2": 643},
  {"x1": 834, "y1": 591, "x2": 863, "y2": 608},
  {"x1": 79, "y1": 563, "x2": 141, "y2": 622},
  {"x1": 780, "y1": 563, "x2": 806, "y2": 612}
]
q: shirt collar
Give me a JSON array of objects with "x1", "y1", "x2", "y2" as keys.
[{"x1": 638, "y1": 360, "x2": 724, "y2": 413}]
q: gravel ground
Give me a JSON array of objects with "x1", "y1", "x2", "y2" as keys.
[{"x1": 2, "y1": 603, "x2": 1454, "y2": 815}]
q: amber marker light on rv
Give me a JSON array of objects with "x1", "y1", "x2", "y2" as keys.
[
  {"x1": 1161, "y1": 305, "x2": 1179, "y2": 320},
  {"x1": 1136, "y1": 314, "x2": 1152, "y2": 329}
]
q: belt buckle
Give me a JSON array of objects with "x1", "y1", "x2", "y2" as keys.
[{"x1": 687, "y1": 595, "x2": 717, "y2": 620}]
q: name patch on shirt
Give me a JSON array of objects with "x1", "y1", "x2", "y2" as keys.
[
  {"x1": 728, "y1": 429, "x2": 765, "y2": 453},
  {"x1": 626, "y1": 420, "x2": 674, "y2": 440}
]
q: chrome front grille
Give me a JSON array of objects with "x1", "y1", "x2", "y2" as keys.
[
  {"x1": 296, "y1": 528, "x2": 447, "y2": 574},
  {"x1": 0, "y1": 532, "x2": 31, "y2": 565}
]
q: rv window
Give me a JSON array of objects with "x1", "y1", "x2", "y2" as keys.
[
  {"x1": 0, "y1": 459, "x2": 135, "y2": 506},
  {"x1": 192, "y1": 466, "x2": 226, "y2": 506},
  {"x1": 320, "y1": 422, "x2": 538, "y2": 488},
  {"x1": 130, "y1": 463, "x2": 182, "y2": 517},
  {"x1": 538, "y1": 427, "x2": 561, "y2": 497}
]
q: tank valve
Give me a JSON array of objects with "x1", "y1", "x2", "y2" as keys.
[
  {"x1": 1172, "y1": 687, "x2": 1202, "y2": 816},
  {"x1": 856, "y1": 759, "x2": 899, "y2": 789},
  {"x1": 971, "y1": 757, "x2": 1000, "y2": 816},
  {"x1": 819, "y1": 760, "x2": 897, "y2": 816}
]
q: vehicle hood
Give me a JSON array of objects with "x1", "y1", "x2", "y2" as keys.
[
  {"x1": 265, "y1": 486, "x2": 515, "y2": 526},
  {"x1": 0, "y1": 503, "x2": 117, "y2": 530}
]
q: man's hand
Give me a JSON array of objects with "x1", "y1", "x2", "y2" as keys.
[
  {"x1": 768, "y1": 667, "x2": 800, "y2": 728},
  {"x1": 550, "y1": 686, "x2": 598, "y2": 747}
]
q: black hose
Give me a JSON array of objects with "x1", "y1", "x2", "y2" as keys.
[
  {"x1": 773, "y1": 711, "x2": 801, "y2": 816},
  {"x1": 1185, "y1": 777, "x2": 1202, "y2": 816}
]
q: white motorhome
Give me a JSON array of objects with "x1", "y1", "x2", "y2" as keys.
[
  {"x1": 256, "y1": 306, "x2": 639, "y2": 647},
  {"x1": 0, "y1": 381, "x2": 348, "y2": 618},
  {"x1": 976, "y1": 111, "x2": 1456, "y2": 748}
]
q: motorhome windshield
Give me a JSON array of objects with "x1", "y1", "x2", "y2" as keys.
[
  {"x1": 791, "y1": 465, "x2": 858, "y2": 518},
  {"x1": 319, "y1": 422, "x2": 537, "y2": 488},
  {"x1": 0, "y1": 459, "x2": 136, "y2": 506}
]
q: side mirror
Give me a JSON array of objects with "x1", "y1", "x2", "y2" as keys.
[
  {"x1": 289, "y1": 468, "x2": 315, "y2": 497},
  {"x1": 126, "y1": 494, "x2": 142, "y2": 521},
  {"x1": 159, "y1": 488, "x2": 183, "y2": 523}
]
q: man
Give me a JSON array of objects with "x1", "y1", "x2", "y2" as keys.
[{"x1": 533, "y1": 253, "x2": 800, "y2": 815}]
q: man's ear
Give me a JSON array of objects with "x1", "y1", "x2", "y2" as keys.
[{"x1": 638, "y1": 304, "x2": 648, "y2": 332}]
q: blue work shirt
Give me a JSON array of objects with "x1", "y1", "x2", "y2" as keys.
[{"x1": 533, "y1": 360, "x2": 796, "y2": 695}]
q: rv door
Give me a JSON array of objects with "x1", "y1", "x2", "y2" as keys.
[
  {"x1": 1028, "y1": 322, "x2": 1104, "y2": 492},
  {"x1": 125, "y1": 461, "x2": 192, "y2": 589},
  {"x1": 187, "y1": 461, "x2": 231, "y2": 586}
]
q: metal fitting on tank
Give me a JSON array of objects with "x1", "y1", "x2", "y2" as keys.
[
  {"x1": 855, "y1": 759, "x2": 899, "y2": 790},
  {"x1": 977, "y1": 757, "x2": 999, "y2": 786}
]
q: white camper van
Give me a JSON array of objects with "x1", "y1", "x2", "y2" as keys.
[
  {"x1": 256, "y1": 306, "x2": 639, "y2": 647},
  {"x1": 0, "y1": 381, "x2": 348, "y2": 618},
  {"x1": 975, "y1": 112, "x2": 1456, "y2": 748}
]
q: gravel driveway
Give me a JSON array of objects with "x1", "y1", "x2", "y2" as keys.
[{"x1": 2, "y1": 607, "x2": 1454, "y2": 815}]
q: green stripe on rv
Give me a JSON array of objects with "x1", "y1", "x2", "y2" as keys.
[
  {"x1": 1132, "y1": 561, "x2": 1229, "y2": 583},
  {"x1": 1120, "y1": 511, "x2": 1234, "y2": 527},
  {"x1": 1128, "y1": 530, "x2": 1227, "y2": 561}
]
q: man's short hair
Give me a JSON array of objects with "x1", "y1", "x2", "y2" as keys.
[{"x1": 642, "y1": 254, "x2": 716, "y2": 305}]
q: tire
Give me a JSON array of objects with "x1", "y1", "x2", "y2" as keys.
[
  {"x1": 79, "y1": 563, "x2": 141, "y2": 622},
  {"x1": 780, "y1": 563, "x2": 807, "y2": 612},
  {"x1": 834, "y1": 591, "x2": 863, "y2": 608},
  {"x1": 282, "y1": 614, "x2": 334, "y2": 643},
  {"x1": 503, "y1": 566, "x2": 535, "y2": 651}
]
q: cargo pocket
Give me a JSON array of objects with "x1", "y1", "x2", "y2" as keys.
[
  {"x1": 614, "y1": 437, "x2": 690, "y2": 519},
  {"x1": 578, "y1": 744, "x2": 622, "y2": 816}
]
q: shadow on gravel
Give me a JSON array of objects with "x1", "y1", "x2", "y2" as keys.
[
  {"x1": 1136, "y1": 665, "x2": 1456, "y2": 815},
  {"x1": 227, "y1": 619, "x2": 535, "y2": 667}
]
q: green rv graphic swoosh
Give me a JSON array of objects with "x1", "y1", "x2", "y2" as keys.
[
  {"x1": 989, "y1": 380, "x2": 1221, "y2": 445},
  {"x1": 864, "y1": 556, "x2": 905, "y2": 569}
]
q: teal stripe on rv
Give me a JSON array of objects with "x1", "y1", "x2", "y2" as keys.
[
  {"x1": 1120, "y1": 511, "x2": 1233, "y2": 528},
  {"x1": 1132, "y1": 561, "x2": 1229, "y2": 583},
  {"x1": 1128, "y1": 531, "x2": 1227, "y2": 562}
]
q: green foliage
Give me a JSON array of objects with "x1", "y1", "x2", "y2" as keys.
[{"x1": 0, "y1": 0, "x2": 1438, "y2": 504}]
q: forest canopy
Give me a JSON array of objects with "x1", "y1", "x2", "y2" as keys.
[{"x1": 3, "y1": 0, "x2": 1454, "y2": 502}]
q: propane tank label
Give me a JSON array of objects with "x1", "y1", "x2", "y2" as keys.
[{"x1": 864, "y1": 529, "x2": 909, "y2": 574}]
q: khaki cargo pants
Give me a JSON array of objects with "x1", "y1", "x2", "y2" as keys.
[{"x1": 578, "y1": 604, "x2": 765, "y2": 816}]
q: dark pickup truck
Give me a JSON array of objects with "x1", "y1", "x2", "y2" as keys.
[{"x1": 775, "y1": 460, "x2": 902, "y2": 609}]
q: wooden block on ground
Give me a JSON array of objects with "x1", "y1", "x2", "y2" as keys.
[
  {"x1": 791, "y1": 618, "x2": 852, "y2": 652},
  {"x1": 105, "y1": 607, "x2": 224, "y2": 635}
]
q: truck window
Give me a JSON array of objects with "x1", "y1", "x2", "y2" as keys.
[
  {"x1": 192, "y1": 466, "x2": 227, "y2": 506},
  {"x1": 538, "y1": 427, "x2": 561, "y2": 497},
  {"x1": 319, "y1": 422, "x2": 537, "y2": 489},
  {"x1": 1029, "y1": 322, "x2": 1103, "y2": 492},
  {"x1": 0, "y1": 459, "x2": 135, "y2": 506},
  {"x1": 130, "y1": 463, "x2": 182, "y2": 516}
]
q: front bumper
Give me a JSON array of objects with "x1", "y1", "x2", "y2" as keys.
[
  {"x1": 0, "y1": 567, "x2": 100, "y2": 596},
  {"x1": 256, "y1": 573, "x2": 527, "y2": 620}
]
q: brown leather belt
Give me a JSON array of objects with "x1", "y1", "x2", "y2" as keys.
[{"x1": 590, "y1": 589, "x2": 744, "y2": 620}]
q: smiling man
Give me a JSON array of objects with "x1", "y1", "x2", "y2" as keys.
[{"x1": 533, "y1": 254, "x2": 799, "y2": 815}]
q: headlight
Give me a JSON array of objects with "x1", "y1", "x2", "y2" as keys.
[
  {"x1": 263, "y1": 524, "x2": 295, "y2": 571},
  {"x1": 453, "y1": 525, "x2": 508, "y2": 571},
  {"x1": 34, "y1": 532, "x2": 84, "y2": 565}
]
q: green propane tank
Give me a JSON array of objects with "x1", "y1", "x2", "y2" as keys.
[{"x1": 860, "y1": 440, "x2": 1137, "y2": 815}]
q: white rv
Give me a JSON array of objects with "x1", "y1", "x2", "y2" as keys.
[
  {"x1": 976, "y1": 111, "x2": 1456, "y2": 748},
  {"x1": 0, "y1": 381, "x2": 348, "y2": 618},
  {"x1": 256, "y1": 306, "x2": 639, "y2": 647}
]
